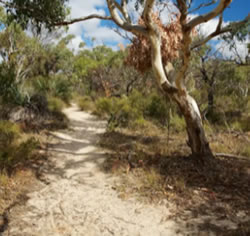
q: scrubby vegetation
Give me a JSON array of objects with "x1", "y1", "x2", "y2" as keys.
[
  {"x1": 0, "y1": 2, "x2": 249, "y2": 233},
  {"x1": 0, "y1": 121, "x2": 38, "y2": 173}
]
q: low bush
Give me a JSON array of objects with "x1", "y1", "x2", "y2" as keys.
[
  {"x1": 95, "y1": 97, "x2": 114, "y2": 117},
  {"x1": 77, "y1": 96, "x2": 95, "y2": 111},
  {"x1": 47, "y1": 96, "x2": 66, "y2": 113},
  {"x1": 0, "y1": 121, "x2": 20, "y2": 146},
  {"x1": 32, "y1": 75, "x2": 73, "y2": 103},
  {"x1": 170, "y1": 115, "x2": 186, "y2": 133},
  {"x1": 95, "y1": 90, "x2": 173, "y2": 130},
  {"x1": 239, "y1": 116, "x2": 250, "y2": 132},
  {"x1": 0, "y1": 121, "x2": 38, "y2": 173},
  {"x1": 96, "y1": 96, "x2": 143, "y2": 130},
  {"x1": 145, "y1": 92, "x2": 170, "y2": 125},
  {"x1": 51, "y1": 76, "x2": 73, "y2": 103},
  {"x1": 29, "y1": 94, "x2": 48, "y2": 114}
]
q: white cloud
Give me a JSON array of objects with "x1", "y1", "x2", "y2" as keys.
[
  {"x1": 188, "y1": 14, "x2": 229, "y2": 40},
  {"x1": 64, "y1": 0, "x2": 249, "y2": 60},
  {"x1": 65, "y1": 0, "x2": 125, "y2": 52},
  {"x1": 189, "y1": 14, "x2": 249, "y2": 60},
  {"x1": 215, "y1": 39, "x2": 249, "y2": 62}
]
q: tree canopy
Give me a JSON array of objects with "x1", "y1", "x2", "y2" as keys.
[{"x1": 0, "y1": 0, "x2": 68, "y2": 31}]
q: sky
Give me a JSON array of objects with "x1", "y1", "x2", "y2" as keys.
[{"x1": 65, "y1": 0, "x2": 250, "y2": 59}]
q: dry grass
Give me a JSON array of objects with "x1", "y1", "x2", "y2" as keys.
[
  {"x1": 100, "y1": 126, "x2": 250, "y2": 234},
  {"x1": 0, "y1": 130, "x2": 49, "y2": 232},
  {"x1": 0, "y1": 170, "x2": 35, "y2": 214}
]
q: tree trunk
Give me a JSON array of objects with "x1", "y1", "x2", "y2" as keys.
[
  {"x1": 207, "y1": 79, "x2": 215, "y2": 116},
  {"x1": 208, "y1": 88, "x2": 214, "y2": 114},
  {"x1": 167, "y1": 90, "x2": 213, "y2": 160},
  {"x1": 146, "y1": 25, "x2": 213, "y2": 161},
  {"x1": 179, "y1": 94, "x2": 213, "y2": 159}
]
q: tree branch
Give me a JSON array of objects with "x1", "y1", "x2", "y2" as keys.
[
  {"x1": 114, "y1": 0, "x2": 131, "y2": 23},
  {"x1": 53, "y1": 14, "x2": 113, "y2": 26},
  {"x1": 121, "y1": 0, "x2": 130, "y2": 23},
  {"x1": 143, "y1": 0, "x2": 156, "y2": 30},
  {"x1": 215, "y1": 153, "x2": 250, "y2": 161},
  {"x1": 107, "y1": 0, "x2": 147, "y2": 35},
  {"x1": 142, "y1": 0, "x2": 176, "y2": 92},
  {"x1": 188, "y1": 0, "x2": 217, "y2": 14},
  {"x1": 175, "y1": 0, "x2": 190, "y2": 92},
  {"x1": 186, "y1": 0, "x2": 232, "y2": 30},
  {"x1": 191, "y1": 14, "x2": 250, "y2": 50}
]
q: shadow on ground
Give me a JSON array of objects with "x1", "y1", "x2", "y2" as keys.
[
  {"x1": 99, "y1": 130, "x2": 250, "y2": 236},
  {"x1": 6, "y1": 105, "x2": 249, "y2": 235}
]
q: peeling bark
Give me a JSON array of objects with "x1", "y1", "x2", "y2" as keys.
[
  {"x1": 161, "y1": 88, "x2": 214, "y2": 160},
  {"x1": 175, "y1": 94, "x2": 213, "y2": 159}
]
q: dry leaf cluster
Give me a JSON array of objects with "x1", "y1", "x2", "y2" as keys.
[{"x1": 125, "y1": 13, "x2": 182, "y2": 73}]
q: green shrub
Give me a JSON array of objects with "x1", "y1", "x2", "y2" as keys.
[
  {"x1": 170, "y1": 115, "x2": 186, "y2": 132},
  {"x1": 0, "y1": 66, "x2": 29, "y2": 106},
  {"x1": 207, "y1": 108, "x2": 226, "y2": 125},
  {"x1": 32, "y1": 75, "x2": 72, "y2": 103},
  {"x1": 95, "y1": 97, "x2": 113, "y2": 117},
  {"x1": 51, "y1": 76, "x2": 72, "y2": 103},
  {"x1": 47, "y1": 96, "x2": 65, "y2": 113},
  {"x1": 128, "y1": 90, "x2": 147, "y2": 113},
  {"x1": 95, "y1": 90, "x2": 173, "y2": 130},
  {"x1": 29, "y1": 94, "x2": 48, "y2": 114},
  {"x1": 132, "y1": 117, "x2": 148, "y2": 129},
  {"x1": 0, "y1": 121, "x2": 20, "y2": 146},
  {"x1": 77, "y1": 96, "x2": 95, "y2": 111},
  {"x1": 230, "y1": 115, "x2": 250, "y2": 132},
  {"x1": 240, "y1": 116, "x2": 250, "y2": 132},
  {"x1": 145, "y1": 92, "x2": 169, "y2": 125},
  {"x1": 0, "y1": 121, "x2": 38, "y2": 172},
  {"x1": 230, "y1": 121, "x2": 242, "y2": 132},
  {"x1": 32, "y1": 76, "x2": 50, "y2": 94},
  {"x1": 95, "y1": 96, "x2": 143, "y2": 130}
]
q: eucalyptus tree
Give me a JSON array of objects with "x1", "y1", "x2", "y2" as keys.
[
  {"x1": 0, "y1": 6, "x2": 42, "y2": 104},
  {"x1": 0, "y1": 22, "x2": 39, "y2": 87},
  {"x1": 55, "y1": 0, "x2": 249, "y2": 161},
  {"x1": 0, "y1": 0, "x2": 69, "y2": 32},
  {"x1": 2, "y1": 0, "x2": 249, "y2": 161}
]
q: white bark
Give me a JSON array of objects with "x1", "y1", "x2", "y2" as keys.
[
  {"x1": 106, "y1": 0, "x2": 148, "y2": 36},
  {"x1": 186, "y1": 0, "x2": 232, "y2": 29}
]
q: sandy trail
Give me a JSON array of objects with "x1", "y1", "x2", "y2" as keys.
[{"x1": 3, "y1": 104, "x2": 184, "y2": 236}]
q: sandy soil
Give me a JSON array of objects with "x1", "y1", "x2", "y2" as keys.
[{"x1": 2, "y1": 104, "x2": 191, "y2": 236}]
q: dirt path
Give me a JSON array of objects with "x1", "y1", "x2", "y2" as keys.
[{"x1": 3, "y1": 104, "x2": 188, "y2": 236}]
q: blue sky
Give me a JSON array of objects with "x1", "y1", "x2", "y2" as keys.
[
  {"x1": 67, "y1": 0, "x2": 249, "y2": 58},
  {"x1": 191, "y1": 0, "x2": 250, "y2": 21}
]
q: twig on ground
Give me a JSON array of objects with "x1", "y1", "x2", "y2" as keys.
[{"x1": 215, "y1": 153, "x2": 249, "y2": 161}]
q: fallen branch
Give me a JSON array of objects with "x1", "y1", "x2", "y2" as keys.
[{"x1": 215, "y1": 153, "x2": 249, "y2": 161}]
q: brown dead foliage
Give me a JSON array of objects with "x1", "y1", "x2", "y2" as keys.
[{"x1": 125, "y1": 13, "x2": 182, "y2": 73}]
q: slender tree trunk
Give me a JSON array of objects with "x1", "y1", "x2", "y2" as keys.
[
  {"x1": 178, "y1": 94, "x2": 213, "y2": 159},
  {"x1": 165, "y1": 89, "x2": 213, "y2": 160},
  {"x1": 208, "y1": 89, "x2": 214, "y2": 110},
  {"x1": 146, "y1": 25, "x2": 213, "y2": 161}
]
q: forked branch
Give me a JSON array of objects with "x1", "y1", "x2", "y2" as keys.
[{"x1": 191, "y1": 14, "x2": 250, "y2": 50}]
